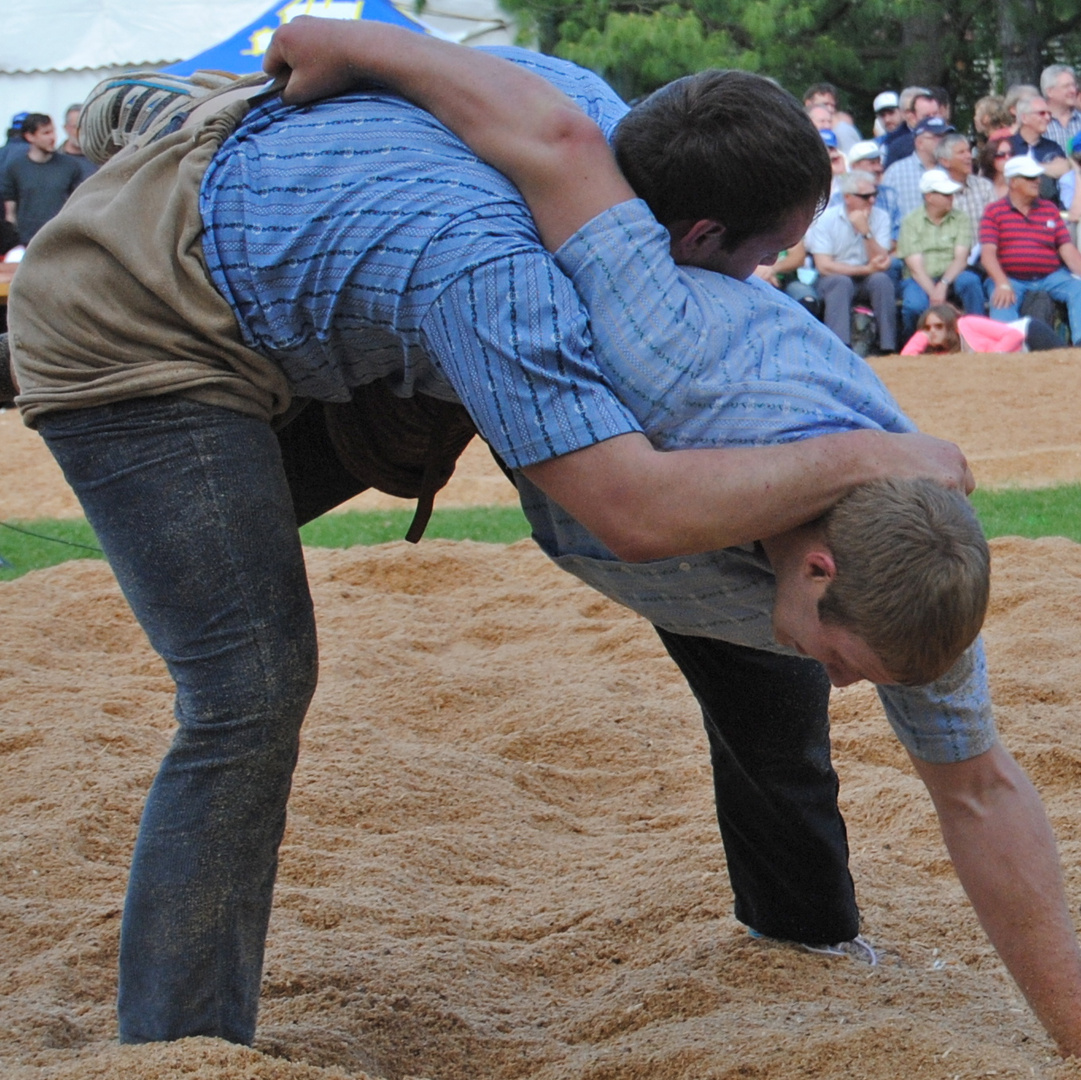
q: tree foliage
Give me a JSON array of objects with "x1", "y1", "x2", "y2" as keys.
[{"x1": 498, "y1": 0, "x2": 1081, "y2": 131}]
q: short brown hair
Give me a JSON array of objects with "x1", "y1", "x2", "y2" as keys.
[
  {"x1": 817, "y1": 478, "x2": 989, "y2": 685},
  {"x1": 612, "y1": 69, "x2": 831, "y2": 249}
]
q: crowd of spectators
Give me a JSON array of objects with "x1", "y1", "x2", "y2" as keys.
[
  {"x1": 0, "y1": 105, "x2": 95, "y2": 258},
  {"x1": 759, "y1": 64, "x2": 1081, "y2": 354}
]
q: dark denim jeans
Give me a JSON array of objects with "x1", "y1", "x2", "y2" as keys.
[
  {"x1": 655, "y1": 628, "x2": 859, "y2": 945},
  {"x1": 39, "y1": 397, "x2": 318, "y2": 1044}
]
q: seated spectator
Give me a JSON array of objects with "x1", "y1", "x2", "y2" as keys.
[
  {"x1": 803, "y1": 82, "x2": 861, "y2": 153},
  {"x1": 752, "y1": 239, "x2": 821, "y2": 318},
  {"x1": 1004, "y1": 84, "x2": 1040, "y2": 123},
  {"x1": 872, "y1": 91, "x2": 901, "y2": 140},
  {"x1": 1042, "y1": 64, "x2": 1081, "y2": 155},
  {"x1": 820, "y1": 128, "x2": 847, "y2": 187},
  {"x1": 935, "y1": 133, "x2": 993, "y2": 255},
  {"x1": 883, "y1": 86, "x2": 938, "y2": 167},
  {"x1": 928, "y1": 86, "x2": 952, "y2": 123},
  {"x1": 980, "y1": 156, "x2": 1081, "y2": 342},
  {"x1": 883, "y1": 116, "x2": 955, "y2": 219},
  {"x1": 971, "y1": 95, "x2": 1011, "y2": 149},
  {"x1": 804, "y1": 170, "x2": 897, "y2": 354},
  {"x1": 59, "y1": 105, "x2": 97, "y2": 183},
  {"x1": 978, "y1": 129, "x2": 1014, "y2": 200},
  {"x1": 843, "y1": 140, "x2": 902, "y2": 241},
  {"x1": 901, "y1": 303, "x2": 1061, "y2": 354},
  {"x1": 897, "y1": 169, "x2": 984, "y2": 340},
  {"x1": 0, "y1": 113, "x2": 84, "y2": 246},
  {"x1": 1009, "y1": 95, "x2": 1070, "y2": 203}
]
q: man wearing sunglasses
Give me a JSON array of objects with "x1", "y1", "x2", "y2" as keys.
[{"x1": 804, "y1": 170, "x2": 898, "y2": 354}]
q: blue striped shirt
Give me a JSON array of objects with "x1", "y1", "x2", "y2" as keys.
[
  {"x1": 199, "y1": 48, "x2": 639, "y2": 469},
  {"x1": 518, "y1": 200, "x2": 993, "y2": 764}
]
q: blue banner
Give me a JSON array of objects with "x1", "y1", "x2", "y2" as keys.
[{"x1": 164, "y1": 0, "x2": 429, "y2": 76}]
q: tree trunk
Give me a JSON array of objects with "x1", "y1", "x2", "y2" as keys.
[
  {"x1": 901, "y1": 6, "x2": 947, "y2": 89},
  {"x1": 998, "y1": 0, "x2": 1042, "y2": 90}
]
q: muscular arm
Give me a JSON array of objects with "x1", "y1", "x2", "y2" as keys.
[
  {"x1": 524, "y1": 428, "x2": 970, "y2": 561},
  {"x1": 911, "y1": 745, "x2": 1081, "y2": 1057},
  {"x1": 265, "y1": 18, "x2": 973, "y2": 554}
]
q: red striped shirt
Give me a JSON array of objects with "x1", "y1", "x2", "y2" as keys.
[{"x1": 979, "y1": 196, "x2": 1071, "y2": 280}]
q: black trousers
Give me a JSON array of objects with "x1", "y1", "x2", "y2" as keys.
[{"x1": 655, "y1": 627, "x2": 859, "y2": 944}]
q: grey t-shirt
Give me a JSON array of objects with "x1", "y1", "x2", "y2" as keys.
[{"x1": 0, "y1": 152, "x2": 84, "y2": 244}]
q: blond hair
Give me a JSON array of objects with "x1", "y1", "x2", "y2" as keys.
[{"x1": 817, "y1": 478, "x2": 989, "y2": 685}]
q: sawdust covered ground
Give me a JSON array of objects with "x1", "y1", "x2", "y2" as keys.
[{"x1": 5, "y1": 350, "x2": 1081, "y2": 1080}]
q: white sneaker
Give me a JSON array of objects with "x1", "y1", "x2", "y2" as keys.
[{"x1": 749, "y1": 928, "x2": 878, "y2": 966}]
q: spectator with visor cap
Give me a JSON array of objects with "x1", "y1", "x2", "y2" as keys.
[
  {"x1": 883, "y1": 85, "x2": 938, "y2": 167},
  {"x1": 804, "y1": 169, "x2": 897, "y2": 354},
  {"x1": 872, "y1": 91, "x2": 901, "y2": 140},
  {"x1": 980, "y1": 155, "x2": 1081, "y2": 341},
  {"x1": 883, "y1": 116, "x2": 955, "y2": 219},
  {"x1": 1008, "y1": 95, "x2": 1070, "y2": 205},
  {"x1": 0, "y1": 111, "x2": 30, "y2": 180},
  {"x1": 841, "y1": 139, "x2": 902, "y2": 241},
  {"x1": 896, "y1": 168, "x2": 985, "y2": 341}
]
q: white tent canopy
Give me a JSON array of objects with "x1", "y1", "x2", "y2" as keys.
[{"x1": 0, "y1": 0, "x2": 517, "y2": 140}]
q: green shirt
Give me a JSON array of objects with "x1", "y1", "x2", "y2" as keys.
[{"x1": 896, "y1": 206, "x2": 972, "y2": 280}]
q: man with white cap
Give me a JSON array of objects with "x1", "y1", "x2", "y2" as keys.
[
  {"x1": 872, "y1": 91, "x2": 901, "y2": 139},
  {"x1": 896, "y1": 168, "x2": 985, "y2": 340},
  {"x1": 844, "y1": 139, "x2": 902, "y2": 240},
  {"x1": 980, "y1": 155, "x2": 1081, "y2": 341}
]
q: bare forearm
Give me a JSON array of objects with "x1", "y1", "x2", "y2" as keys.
[
  {"x1": 1043, "y1": 156, "x2": 1071, "y2": 179},
  {"x1": 812, "y1": 253, "x2": 865, "y2": 277},
  {"x1": 980, "y1": 245, "x2": 1009, "y2": 288},
  {"x1": 522, "y1": 429, "x2": 972, "y2": 561},
  {"x1": 905, "y1": 255, "x2": 935, "y2": 295},
  {"x1": 912, "y1": 746, "x2": 1081, "y2": 1057},
  {"x1": 942, "y1": 249, "x2": 970, "y2": 286},
  {"x1": 1060, "y1": 243, "x2": 1081, "y2": 277}
]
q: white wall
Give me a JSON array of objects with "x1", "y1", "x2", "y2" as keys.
[{"x1": 0, "y1": 68, "x2": 139, "y2": 143}]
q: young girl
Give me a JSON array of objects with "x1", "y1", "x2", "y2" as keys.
[{"x1": 901, "y1": 303, "x2": 1061, "y2": 354}]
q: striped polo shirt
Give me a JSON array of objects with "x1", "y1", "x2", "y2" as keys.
[{"x1": 979, "y1": 196, "x2": 1071, "y2": 280}]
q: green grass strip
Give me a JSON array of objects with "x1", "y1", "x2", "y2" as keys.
[
  {"x1": 298, "y1": 505, "x2": 531, "y2": 547},
  {"x1": 0, "y1": 518, "x2": 105, "y2": 581},
  {"x1": 0, "y1": 506, "x2": 531, "y2": 582},
  {"x1": 3, "y1": 488, "x2": 1081, "y2": 583},
  {"x1": 969, "y1": 484, "x2": 1081, "y2": 544}
]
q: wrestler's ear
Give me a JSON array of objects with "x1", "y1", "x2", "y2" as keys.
[
  {"x1": 668, "y1": 218, "x2": 726, "y2": 261},
  {"x1": 804, "y1": 548, "x2": 837, "y2": 586}
]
